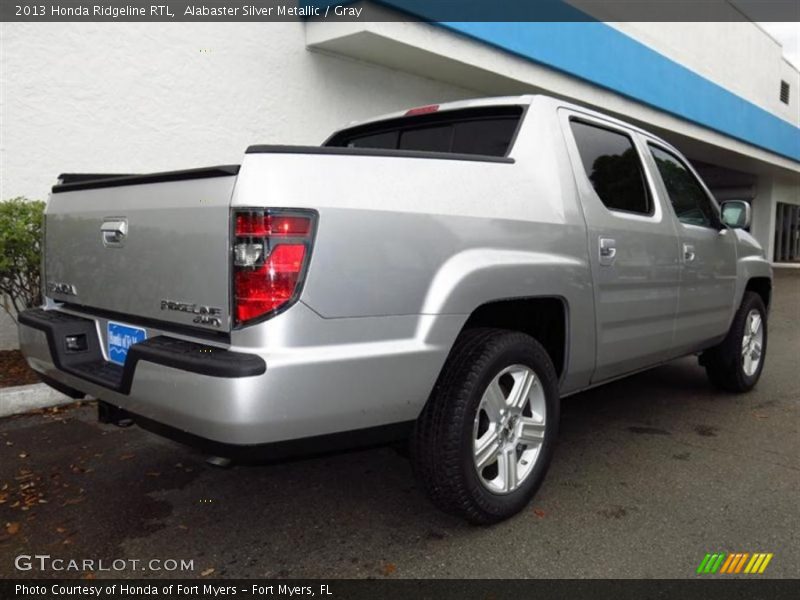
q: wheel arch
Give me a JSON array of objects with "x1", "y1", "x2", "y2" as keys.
[
  {"x1": 745, "y1": 277, "x2": 772, "y2": 311},
  {"x1": 458, "y1": 296, "x2": 569, "y2": 380},
  {"x1": 420, "y1": 248, "x2": 593, "y2": 393}
]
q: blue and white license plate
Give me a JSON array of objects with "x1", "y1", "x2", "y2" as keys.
[{"x1": 107, "y1": 322, "x2": 147, "y2": 366}]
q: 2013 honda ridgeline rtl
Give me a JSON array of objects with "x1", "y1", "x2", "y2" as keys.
[{"x1": 19, "y1": 95, "x2": 771, "y2": 523}]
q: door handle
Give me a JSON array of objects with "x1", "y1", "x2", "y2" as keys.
[
  {"x1": 683, "y1": 243, "x2": 696, "y2": 263},
  {"x1": 599, "y1": 237, "x2": 617, "y2": 266}
]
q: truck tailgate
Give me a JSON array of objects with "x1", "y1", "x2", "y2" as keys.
[{"x1": 45, "y1": 167, "x2": 238, "y2": 332}]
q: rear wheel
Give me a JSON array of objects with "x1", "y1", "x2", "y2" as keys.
[
  {"x1": 703, "y1": 291, "x2": 767, "y2": 393},
  {"x1": 411, "y1": 328, "x2": 559, "y2": 524}
]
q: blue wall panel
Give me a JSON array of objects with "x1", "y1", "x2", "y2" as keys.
[{"x1": 433, "y1": 21, "x2": 799, "y2": 162}]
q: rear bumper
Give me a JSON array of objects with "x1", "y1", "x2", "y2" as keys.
[
  {"x1": 18, "y1": 308, "x2": 274, "y2": 445},
  {"x1": 18, "y1": 305, "x2": 461, "y2": 447},
  {"x1": 18, "y1": 309, "x2": 265, "y2": 394}
]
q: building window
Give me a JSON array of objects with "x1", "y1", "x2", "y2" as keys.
[{"x1": 780, "y1": 80, "x2": 790, "y2": 104}]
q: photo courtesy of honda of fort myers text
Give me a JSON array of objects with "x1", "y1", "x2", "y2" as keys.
[{"x1": 0, "y1": 0, "x2": 799, "y2": 598}]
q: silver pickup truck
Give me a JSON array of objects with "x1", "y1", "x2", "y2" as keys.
[{"x1": 18, "y1": 95, "x2": 771, "y2": 523}]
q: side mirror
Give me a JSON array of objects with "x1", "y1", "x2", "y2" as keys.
[{"x1": 720, "y1": 200, "x2": 751, "y2": 230}]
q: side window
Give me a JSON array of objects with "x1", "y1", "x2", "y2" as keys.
[
  {"x1": 649, "y1": 146, "x2": 717, "y2": 228},
  {"x1": 570, "y1": 120, "x2": 651, "y2": 215}
]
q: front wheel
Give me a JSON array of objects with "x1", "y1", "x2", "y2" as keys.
[
  {"x1": 411, "y1": 328, "x2": 559, "y2": 524},
  {"x1": 703, "y1": 291, "x2": 768, "y2": 393}
]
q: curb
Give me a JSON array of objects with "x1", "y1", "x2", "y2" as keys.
[{"x1": 0, "y1": 382, "x2": 76, "y2": 418}]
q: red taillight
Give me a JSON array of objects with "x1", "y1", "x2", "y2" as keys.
[
  {"x1": 235, "y1": 213, "x2": 268, "y2": 236},
  {"x1": 405, "y1": 104, "x2": 439, "y2": 116},
  {"x1": 235, "y1": 214, "x2": 310, "y2": 237},
  {"x1": 267, "y1": 216, "x2": 311, "y2": 236},
  {"x1": 233, "y1": 209, "x2": 315, "y2": 326}
]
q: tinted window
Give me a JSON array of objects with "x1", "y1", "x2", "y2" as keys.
[
  {"x1": 327, "y1": 107, "x2": 522, "y2": 157},
  {"x1": 400, "y1": 125, "x2": 453, "y2": 152},
  {"x1": 347, "y1": 130, "x2": 398, "y2": 150},
  {"x1": 571, "y1": 120, "x2": 651, "y2": 215},
  {"x1": 451, "y1": 118, "x2": 520, "y2": 155},
  {"x1": 650, "y1": 146, "x2": 716, "y2": 227}
]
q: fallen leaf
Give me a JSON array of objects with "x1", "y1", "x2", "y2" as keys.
[
  {"x1": 533, "y1": 508, "x2": 546, "y2": 518},
  {"x1": 200, "y1": 568, "x2": 215, "y2": 577},
  {"x1": 177, "y1": 524, "x2": 188, "y2": 530},
  {"x1": 56, "y1": 527, "x2": 67, "y2": 533},
  {"x1": 62, "y1": 539, "x2": 72, "y2": 545},
  {"x1": 382, "y1": 563, "x2": 397, "y2": 576},
  {"x1": 18, "y1": 453, "x2": 28, "y2": 459},
  {"x1": 6, "y1": 522, "x2": 20, "y2": 535},
  {"x1": 119, "y1": 454, "x2": 135, "y2": 461}
]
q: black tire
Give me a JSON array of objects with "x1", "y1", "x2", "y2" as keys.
[
  {"x1": 411, "y1": 328, "x2": 559, "y2": 525},
  {"x1": 703, "y1": 291, "x2": 768, "y2": 393}
]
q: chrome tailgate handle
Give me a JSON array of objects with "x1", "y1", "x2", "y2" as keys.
[{"x1": 101, "y1": 219, "x2": 128, "y2": 246}]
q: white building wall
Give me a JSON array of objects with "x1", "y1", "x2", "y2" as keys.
[
  {"x1": 0, "y1": 22, "x2": 476, "y2": 202},
  {"x1": 0, "y1": 309, "x2": 17, "y2": 351},
  {"x1": 612, "y1": 22, "x2": 800, "y2": 126},
  {"x1": 752, "y1": 177, "x2": 778, "y2": 262}
]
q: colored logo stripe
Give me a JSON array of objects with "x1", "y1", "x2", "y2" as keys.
[
  {"x1": 697, "y1": 553, "x2": 726, "y2": 574},
  {"x1": 698, "y1": 552, "x2": 773, "y2": 574}
]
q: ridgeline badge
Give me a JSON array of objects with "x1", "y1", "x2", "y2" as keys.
[{"x1": 160, "y1": 299, "x2": 223, "y2": 327}]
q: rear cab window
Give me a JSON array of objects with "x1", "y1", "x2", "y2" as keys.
[
  {"x1": 325, "y1": 106, "x2": 523, "y2": 157},
  {"x1": 569, "y1": 119, "x2": 652, "y2": 216}
]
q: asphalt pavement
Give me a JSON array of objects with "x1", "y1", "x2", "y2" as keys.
[{"x1": 1, "y1": 271, "x2": 798, "y2": 579}]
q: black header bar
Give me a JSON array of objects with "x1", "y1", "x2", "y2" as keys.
[{"x1": 2, "y1": 0, "x2": 798, "y2": 23}]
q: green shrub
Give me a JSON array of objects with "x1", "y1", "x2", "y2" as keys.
[{"x1": 0, "y1": 197, "x2": 45, "y2": 321}]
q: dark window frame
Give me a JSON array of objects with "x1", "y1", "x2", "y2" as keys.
[
  {"x1": 324, "y1": 105, "x2": 525, "y2": 159},
  {"x1": 569, "y1": 117, "x2": 655, "y2": 218},
  {"x1": 647, "y1": 143, "x2": 722, "y2": 230}
]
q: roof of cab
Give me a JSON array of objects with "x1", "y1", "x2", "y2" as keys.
[
  {"x1": 329, "y1": 93, "x2": 681, "y2": 157},
  {"x1": 334, "y1": 95, "x2": 537, "y2": 132}
]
